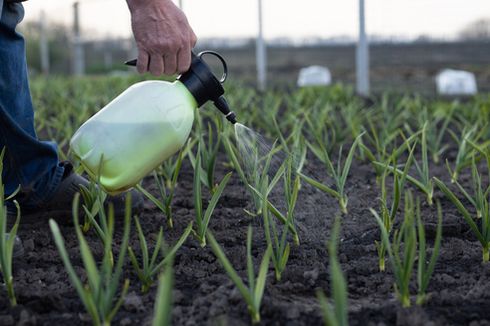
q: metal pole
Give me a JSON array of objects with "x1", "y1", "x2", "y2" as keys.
[
  {"x1": 73, "y1": 2, "x2": 85, "y2": 75},
  {"x1": 256, "y1": 0, "x2": 267, "y2": 91},
  {"x1": 104, "y1": 48, "x2": 113, "y2": 70},
  {"x1": 39, "y1": 10, "x2": 50, "y2": 75},
  {"x1": 179, "y1": 0, "x2": 183, "y2": 10},
  {"x1": 356, "y1": 0, "x2": 369, "y2": 96}
]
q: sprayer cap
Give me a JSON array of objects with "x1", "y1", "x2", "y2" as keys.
[{"x1": 178, "y1": 51, "x2": 228, "y2": 107}]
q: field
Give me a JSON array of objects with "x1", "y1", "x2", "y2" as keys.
[{"x1": 1, "y1": 75, "x2": 490, "y2": 325}]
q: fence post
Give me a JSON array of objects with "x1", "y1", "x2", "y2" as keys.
[
  {"x1": 356, "y1": 0, "x2": 370, "y2": 96},
  {"x1": 72, "y1": 1, "x2": 85, "y2": 75},
  {"x1": 39, "y1": 10, "x2": 50, "y2": 75},
  {"x1": 256, "y1": 0, "x2": 267, "y2": 91}
]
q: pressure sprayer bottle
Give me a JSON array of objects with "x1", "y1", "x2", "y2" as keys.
[{"x1": 70, "y1": 51, "x2": 237, "y2": 195}]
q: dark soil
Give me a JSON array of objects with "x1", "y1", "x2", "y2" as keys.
[{"x1": 1, "y1": 148, "x2": 490, "y2": 326}]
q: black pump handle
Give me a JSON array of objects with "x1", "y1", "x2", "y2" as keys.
[
  {"x1": 197, "y1": 51, "x2": 228, "y2": 83},
  {"x1": 124, "y1": 51, "x2": 228, "y2": 83}
]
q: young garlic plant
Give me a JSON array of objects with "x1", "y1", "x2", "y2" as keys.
[
  {"x1": 79, "y1": 179, "x2": 107, "y2": 234},
  {"x1": 434, "y1": 161, "x2": 490, "y2": 262},
  {"x1": 207, "y1": 227, "x2": 272, "y2": 324},
  {"x1": 151, "y1": 255, "x2": 174, "y2": 326},
  {"x1": 273, "y1": 117, "x2": 307, "y2": 175},
  {"x1": 193, "y1": 143, "x2": 231, "y2": 247},
  {"x1": 370, "y1": 147, "x2": 413, "y2": 272},
  {"x1": 449, "y1": 157, "x2": 487, "y2": 219},
  {"x1": 254, "y1": 158, "x2": 300, "y2": 281},
  {"x1": 128, "y1": 217, "x2": 192, "y2": 293},
  {"x1": 467, "y1": 137, "x2": 490, "y2": 173},
  {"x1": 223, "y1": 131, "x2": 284, "y2": 218},
  {"x1": 405, "y1": 106, "x2": 454, "y2": 164},
  {"x1": 361, "y1": 126, "x2": 420, "y2": 181},
  {"x1": 78, "y1": 158, "x2": 107, "y2": 233},
  {"x1": 373, "y1": 192, "x2": 442, "y2": 307},
  {"x1": 79, "y1": 179, "x2": 116, "y2": 265},
  {"x1": 407, "y1": 125, "x2": 434, "y2": 205},
  {"x1": 302, "y1": 133, "x2": 364, "y2": 214},
  {"x1": 157, "y1": 138, "x2": 195, "y2": 189},
  {"x1": 416, "y1": 201, "x2": 443, "y2": 305},
  {"x1": 446, "y1": 126, "x2": 485, "y2": 183},
  {"x1": 304, "y1": 112, "x2": 338, "y2": 161},
  {"x1": 189, "y1": 115, "x2": 222, "y2": 193},
  {"x1": 248, "y1": 154, "x2": 300, "y2": 245},
  {"x1": 375, "y1": 126, "x2": 434, "y2": 206},
  {"x1": 0, "y1": 148, "x2": 21, "y2": 306},
  {"x1": 317, "y1": 217, "x2": 348, "y2": 326},
  {"x1": 49, "y1": 193, "x2": 132, "y2": 326},
  {"x1": 137, "y1": 148, "x2": 185, "y2": 228}
]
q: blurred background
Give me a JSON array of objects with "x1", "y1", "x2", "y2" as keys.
[{"x1": 21, "y1": 0, "x2": 490, "y2": 95}]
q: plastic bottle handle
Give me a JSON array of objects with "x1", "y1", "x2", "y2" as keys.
[{"x1": 197, "y1": 51, "x2": 228, "y2": 83}]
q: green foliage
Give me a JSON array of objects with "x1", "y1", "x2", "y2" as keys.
[
  {"x1": 374, "y1": 127, "x2": 434, "y2": 206},
  {"x1": 435, "y1": 160, "x2": 490, "y2": 262},
  {"x1": 256, "y1": 158, "x2": 300, "y2": 281},
  {"x1": 446, "y1": 126, "x2": 485, "y2": 183},
  {"x1": 49, "y1": 193, "x2": 132, "y2": 326},
  {"x1": 302, "y1": 134, "x2": 364, "y2": 214},
  {"x1": 0, "y1": 148, "x2": 21, "y2": 306},
  {"x1": 137, "y1": 148, "x2": 186, "y2": 228},
  {"x1": 189, "y1": 114, "x2": 223, "y2": 193},
  {"x1": 373, "y1": 192, "x2": 442, "y2": 307},
  {"x1": 273, "y1": 117, "x2": 307, "y2": 174},
  {"x1": 417, "y1": 202, "x2": 443, "y2": 305},
  {"x1": 128, "y1": 218, "x2": 192, "y2": 293},
  {"x1": 152, "y1": 255, "x2": 174, "y2": 326},
  {"x1": 371, "y1": 145, "x2": 414, "y2": 272},
  {"x1": 78, "y1": 158, "x2": 107, "y2": 233},
  {"x1": 224, "y1": 129, "x2": 285, "y2": 218},
  {"x1": 207, "y1": 227, "x2": 272, "y2": 324},
  {"x1": 317, "y1": 217, "x2": 348, "y2": 326},
  {"x1": 193, "y1": 143, "x2": 232, "y2": 247}
]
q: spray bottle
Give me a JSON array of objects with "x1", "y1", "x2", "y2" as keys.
[{"x1": 70, "y1": 51, "x2": 236, "y2": 194}]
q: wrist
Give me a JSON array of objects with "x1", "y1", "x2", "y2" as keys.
[{"x1": 127, "y1": 0, "x2": 171, "y2": 12}]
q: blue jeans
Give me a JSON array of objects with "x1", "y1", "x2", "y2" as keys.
[{"x1": 0, "y1": 1, "x2": 64, "y2": 206}]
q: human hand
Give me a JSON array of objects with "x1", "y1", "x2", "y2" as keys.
[{"x1": 127, "y1": 0, "x2": 197, "y2": 76}]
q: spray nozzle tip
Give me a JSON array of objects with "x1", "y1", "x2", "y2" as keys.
[
  {"x1": 214, "y1": 96, "x2": 237, "y2": 124},
  {"x1": 226, "y1": 111, "x2": 237, "y2": 124}
]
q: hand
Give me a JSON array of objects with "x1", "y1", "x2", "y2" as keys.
[{"x1": 127, "y1": 0, "x2": 197, "y2": 76}]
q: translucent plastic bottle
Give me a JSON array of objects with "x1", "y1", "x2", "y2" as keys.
[{"x1": 70, "y1": 51, "x2": 236, "y2": 194}]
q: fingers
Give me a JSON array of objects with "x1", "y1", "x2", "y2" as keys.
[
  {"x1": 141, "y1": 44, "x2": 193, "y2": 76},
  {"x1": 164, "y1": 53, "x2": 178, "y2": 75},
  {"x1": 136, "y1": 50, "x2": 149, "y2": 74},
  {"x1": 177, "y1": 44, "x2": 191, "y2": 73},
  {"x1": 190, "y1": 30, "x2": 198, "y2": 47},
  {"x1": 130, "y1": 0, "x2": 197, "y2": 76},
  {"x1": 148, "y1": 54, "x2": 164, "y2": 76}
]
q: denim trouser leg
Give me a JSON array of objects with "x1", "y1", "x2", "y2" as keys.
[{"x1": 0, "y1": 2, "x2": 64, "y2": 205}]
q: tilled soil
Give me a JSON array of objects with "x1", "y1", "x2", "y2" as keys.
[{"x1": 1, "y1": 148, "x2": 490, "y2": 326}]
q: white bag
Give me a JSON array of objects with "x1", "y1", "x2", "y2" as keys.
[
  {"x1": 297, "y1": 66, "x2": 332, "y2": 87},
  {"x1": 436, "y1": 69, "x2": 478, "y2": 95}
]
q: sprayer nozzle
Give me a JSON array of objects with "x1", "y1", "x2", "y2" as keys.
[
  {"x1": 226, "y1": 111, "x2": 237, "y2": 124},
  {"x1": 214, "y1": 96, "x2": 237, "y2": 124}
]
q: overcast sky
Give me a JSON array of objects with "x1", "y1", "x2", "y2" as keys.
[{"x1": 22, "y1": 0, "x2": 490, "y2": 40}]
